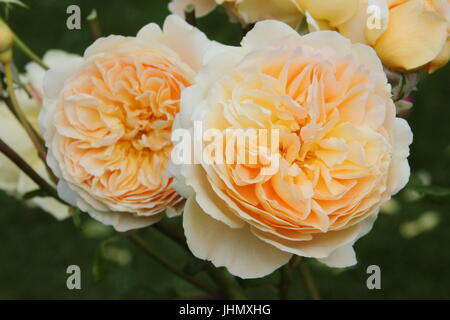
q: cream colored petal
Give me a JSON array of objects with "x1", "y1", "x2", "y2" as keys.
[
  {"x1": 168, "y1": 0, "x2": 217, "y2": 18},
  {"x1": 75, "y1": 194, "x2": 162, "y2": 232},
  {"x1": 319, "y1": 213, "x2": 377, "y2": 267},
  {"x1": 351, "y1": 43, "x2": 385, "y2": 75},
  {"x1": 299, "y1": 30, "x2": 354, "y2": 57},
  {"x1": 183, "y1": 196, "x2": 292, "y2": 279},
  {"x1": 187, "y1": 165, "x2": 245, "y2": 228},
  {"x1": 138, "y1": 14, "x2": 212, "y2": 71},
  {"x1": 297, "y1": 0, "x2": 359, "y2": 26},
  {"x1": 252, "y1": 223, "x2": 361, "y2": 259},
  {"x1": 318, "y1": 243, "x2": 356, "y2": 267},
  {"x1": 241, "y1": 20, "x2": 298, "y2": 51},
  {"x1": 374, "y1": 0, "x2": 448, "y2": 71},
  {"x1": 26, "y1": 50, "x2": 80, "y2": 93},
  {"x1": 387, "y1": 118, "x2": 413, "y2": 195},
  {"x1": 166, "y1": 199, "x2": 186, "y2": 218},
  {"x1": 43, "y1": 57, "x2": 84, "y2": 99}
]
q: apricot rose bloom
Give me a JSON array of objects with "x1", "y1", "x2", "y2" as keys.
[
  {"x1": 39, "y1": 15, "x2": 212, "y2": 231},
  {"x1": 170, "y1": 21, "x2": 413, "y2": 278}
]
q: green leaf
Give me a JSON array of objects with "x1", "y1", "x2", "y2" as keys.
[{"x1": 22, "y1": 188, "x2": 49, "y2": 200}]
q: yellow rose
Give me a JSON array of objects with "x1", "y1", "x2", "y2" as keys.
[
  {"x1": 374, "y1": 0, "x2": 450, "y2": 72},
  {"x1": 170, "y1": 21, "x2": 412, "y2": 278},
  {"x1": 169, "y1": 0, "x2": 304, "y2": 28},
  {"x1": 299, "y1": 0, "x2": 450, "y2": 72},
  {"x1": 0, "y1": 50, "x2": 77, "y2": 220},
  {"x1": 39, "y1": 15, "x2": 213, "y2": 231}
]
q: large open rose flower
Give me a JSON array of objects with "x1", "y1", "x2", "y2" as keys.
[
  {"x1": 299, "y1": 0, "x2": 450, "y2": 72},
  {"x1": 39, "y1": 15, "x2": 213, "y2": 231},
  {"x1": 170, "y1": 21, "x2": 413, "y2": 278},
  {"x1": 0, "y1": 50, "x2": 77, "y2": 220}
]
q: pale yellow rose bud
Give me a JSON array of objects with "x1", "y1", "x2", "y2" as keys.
[
  {"x1": 374, "y1": 0, "x2": 449, "y2": 73},
  {"x1": 0, "y1": 19, "x2": 13, "y2": 63}
]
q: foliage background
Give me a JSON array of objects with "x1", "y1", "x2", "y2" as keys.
[{"x1": 0, "y1": 0, "x2": 449, "y2": 299}]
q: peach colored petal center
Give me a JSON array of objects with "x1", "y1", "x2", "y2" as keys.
[{"x1": 54, "y1": 51, "x2": 189, "y2": 214}]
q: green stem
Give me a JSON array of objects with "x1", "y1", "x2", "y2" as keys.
[
  {"x1": 3, "y1": 62, "x2": 57, "y2": 183},
  {"x1": 298, "y1": 258, "x2": 320, "y2": 300},
  {"x1": 11, "y1": 30, "x2": 48, "y2": 70},
  {"x1": 127, "y1": 232, "x2": 221, "y2": 299},
  {"x1": 154, "y1": 219, "x2": 247, "y2": 299},
  {"x1": 279, "y1": 262, "x2": 292, "y2": 300},
  {"x1": 206, "y1": 266, "x2": 247, "y2": 300},
  {"x1": 0, "y1": 137, "x2": 60, "y2": 201},
  {"x1": 4, "y1": 62, "x2": 46, "y2": 160}
]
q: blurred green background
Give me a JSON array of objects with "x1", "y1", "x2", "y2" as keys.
[{"x1": 1, "y1": 0, "x2": 449, "y2": 300}]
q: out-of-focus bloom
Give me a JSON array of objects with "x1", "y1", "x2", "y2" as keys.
[
  {"x1": 39, "y1": 15, "x2": 213, "y2": 231},
  {"x1": 0, "y1": 50, "x2": 77, "y2": 220},
  {"x1": 169, "y1": 0, "x2": 304, "y2": 28},
  {"x1": 298, "y1": 0, "x2": 450, "y2": 72},
  {"x1": 0, "y1": 19, "x2": 13, "y2": 63},
  {"x1": 170, "y1": 21, "x2": 413, "y2": 278}
]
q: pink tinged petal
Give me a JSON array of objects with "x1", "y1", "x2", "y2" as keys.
[{"x1": 183, "y1": 196, "x2": 292, "y2": 279}]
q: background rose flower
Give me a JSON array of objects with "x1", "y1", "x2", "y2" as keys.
[
  {"x1": 169, "y1": 0, "x2": 305, "y2": 28},
  {"x1": 170, "y1": 21, "x2": 413, "y2": 278},
  {"x1": 39, "y1": 15, "x2": 213, "y2": 231},
  {"x1": 0, "y1": 50, "x2": 77, "y2": 220},
  {"x1": 299, "y1": 0, "x2": 450, "y2": 72},
  {"x1": 374, "y1": 0, "x2": 450, "y2": 72}
]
